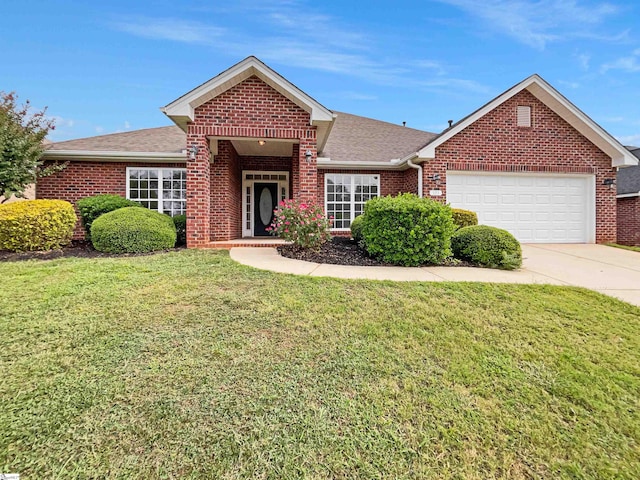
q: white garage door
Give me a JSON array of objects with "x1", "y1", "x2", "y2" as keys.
[{"x1": 446, "y1": 172, "x2": 595, "y2": 243}]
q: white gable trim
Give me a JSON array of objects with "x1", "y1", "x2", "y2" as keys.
[
  {"x1": 417, "y1": 74, "x2": 638, "y2": 168},
  {"x1": 161, "y1": 56, "x2": 335, "y2": 128}
]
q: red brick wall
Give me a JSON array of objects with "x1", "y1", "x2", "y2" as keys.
[
  {"x1": 617, "y1": 197, "x2": 640, "y2": 245},
  {"x1": 428, "y1": 90, "x2": 617, "y2": 243},
  {"x1": 36, "y1": 160, "x2": 186, "y2": 238},
  {"x1": 187, "y1": 75, "x2": 317, "y2": 242}
]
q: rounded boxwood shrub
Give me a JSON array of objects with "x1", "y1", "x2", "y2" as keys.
[
  {"x1": 172, "y1": 214, "x2": 186, "y2": 247},
  {"x1": 362, "y1": 193, "x2": 456, "y2": 266},
  {"x1": 350, "y1": 214, "x2": 365, "y2": 242},
  {"x1": 0, "y1": 199, "x2": 76, "y2": 251},
  {"x1": 452, "y1": 208, "x2": 478, "y2": 230},
  {"x1": 91, "y1": 207, "x2": 177, "y2": 253},
  {"x1": 77, "y1": 194, "x2": 141, "y2": 240},
  {"x1": 452, "y1": 225, "x2": 522, "y2": 270}
]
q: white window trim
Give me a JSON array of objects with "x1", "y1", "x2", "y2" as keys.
[
  {"x1": 241, "y1": 171, "x2": 289, "y2": 238},
  {"x1": 324, "y1": 173, "x2": 380, "y2": 231},
  {"x1": 125, "y1": 166, "x2": 187, "y2": 216}
]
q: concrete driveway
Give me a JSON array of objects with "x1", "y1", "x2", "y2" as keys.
[
  {"x1": 521, "y1": 244, "x2": 640, "y2": 306},
  {"x1": 231, "y1": 244, "x2": 640, "y2": 307}
]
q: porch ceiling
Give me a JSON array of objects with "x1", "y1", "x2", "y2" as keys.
[{"x1": 218, "y1": 137, "x2": 297, "y2": 157}]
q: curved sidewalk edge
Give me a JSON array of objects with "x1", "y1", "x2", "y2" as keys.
[{"x1": 229, "y1": 247, "x2": 564, "y2": 285}]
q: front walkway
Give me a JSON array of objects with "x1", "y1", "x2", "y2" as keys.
[{"x1": 230, "y1": 244, "x2": 640, "y2": 307}]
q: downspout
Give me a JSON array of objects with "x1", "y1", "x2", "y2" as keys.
[{"x1": 406, "y1": 158, "x2": 423, "y2": 198}]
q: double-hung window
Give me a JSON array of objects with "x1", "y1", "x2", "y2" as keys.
[
  {"x1": 325, "y1": 174, "x2": 380, "y2": 229},
  {"x1": 127, "y1": 167, "x2": 187, "y2": 216}
]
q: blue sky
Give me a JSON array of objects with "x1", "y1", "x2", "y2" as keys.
[{"x1": 2, "y1": 0, "x2": 639, "y2": 146}]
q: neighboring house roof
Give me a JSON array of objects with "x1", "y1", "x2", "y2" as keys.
[
  {"x1": 320, "y1": 112, "x2": 437, "y2": 165},
  {"x1": 416, "y1": 74, "x2": 638, "y2": 168},
  {"x1": 617, "y1": 148, "x2": 640, "y2": 197}
]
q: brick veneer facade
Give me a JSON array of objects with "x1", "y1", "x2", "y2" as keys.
[
  {"x1": 617, "y1": 197, "x2": 640, "y2": 245},
  {"x1": 186, "y1": 75, "x2": 317, "y2": 246},
  {"x1": 425, "y1": 90, "x2": 617, "y2": 243},
  {"x1": 36, "y1": 161, "x2": 186, "y2": 238},
  {"x1": 37, "y1": 76, "x2": 625, "y2": 247}
]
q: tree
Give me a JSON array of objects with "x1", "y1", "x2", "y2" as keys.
[{"x1": 0, "y1": 91, "x2": 65, "y2": 202}]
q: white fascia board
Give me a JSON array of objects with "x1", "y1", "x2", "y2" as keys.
[
  {"x1": 617, "y1": 192, "x2": 640, "y2": 198},
  {"x1": 417, "y1": 74, "x2": 638, "y2": 168},
  {"x1": 317, "y1": 158, "x2": 406, "y2": 171},
  {"x1": 162, "y1": 56, "x2": 334, "y2": 125},
  {"x1": 43, "y1": 150, "x2": 186, "y2": 163}
]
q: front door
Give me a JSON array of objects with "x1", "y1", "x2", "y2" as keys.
[{"x1": 253, "y1": 182, "x2": 278, "y2": 236}]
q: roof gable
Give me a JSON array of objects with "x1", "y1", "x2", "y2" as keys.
[
  {"x1": 161, "y1": 56, "x2": 335, "y2": 131},
  {"x1": 417, "y1": 74, "x2": 638, "y2": 168}
]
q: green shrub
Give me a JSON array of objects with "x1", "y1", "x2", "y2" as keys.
[
  {"x1": 172, "y1": 214, "x2": 187, "y2": 246},
  {"x1": 361, "y1": 193, "x2": 456, "y2": 266},
  {"x1": 0, "y1": 199, "x2": 76, "y2": 251},
  {"x1": 77, "y1": 194, "x2": 141, "y2": 239},
  {"x1": 350, "y1": 214, "x2": 365, "y2": 242},
  {"x1": 91, "y1": 207, "x2": 176, "y2": 253},
  {"x1": 452, "y1": 208, "x2": 478, "y2": 230},
  {"x1": 451, "y1": 225, "x2": 522, "y2": 270},
  {"x1": 268, "y1": 199, "x2": 331, "y2": 249}
]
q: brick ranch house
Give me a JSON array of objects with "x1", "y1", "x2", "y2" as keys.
[{"x1": 39, "y1": 56, "x2": 638, "y2": 248}]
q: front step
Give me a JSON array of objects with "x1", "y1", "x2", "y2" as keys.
[{"x1": 200, "y1": 238, "x2": 289, "y2": 249}]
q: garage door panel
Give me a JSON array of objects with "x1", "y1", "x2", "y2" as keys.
[{"x1": 446, "y1": 172, "x2": 594, "y2": 243}]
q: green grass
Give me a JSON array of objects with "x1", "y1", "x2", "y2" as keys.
[
  {"x1": 1, "y1": 250, "x2": 639, "y2": 479},
  {"x1": 606, "y1": 242, "x2": 640, "y2": 253}
]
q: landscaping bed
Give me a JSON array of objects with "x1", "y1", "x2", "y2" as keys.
[
  {"x1": 278, "y1": 236, "x2": 471, "y2": 267},
  {"x1": 0, "y1": 240, "x2": 183, "y2": 262}
]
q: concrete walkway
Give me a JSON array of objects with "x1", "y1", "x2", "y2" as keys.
[{"x1": 230, "y1": 244, "x2": 640, "y2": 307}]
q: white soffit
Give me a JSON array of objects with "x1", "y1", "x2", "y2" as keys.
[{"x1": 417, "y1": 74, "x2": 638, "y2": 168}]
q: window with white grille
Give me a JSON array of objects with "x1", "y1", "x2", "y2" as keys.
[
  {"x1": 325, "y1": 174, "x2": 380, "y2": 229},
  {"x1": 517, "y1": 105, "x2": 531, "y2": 127},
  {"x1": 127, "y1": 167, "x2": 187, "y2": 216}
]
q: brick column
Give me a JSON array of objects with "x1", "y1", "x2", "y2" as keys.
[
  {"x1": 291, "y1": 143, "x2": 300, "y2": 200},
  {"x1": 186, "y1": 130, "x2": 211, "y2": 248},
  {"x1": 297, "y1": 132, "x2": 318, "y2": 204}
]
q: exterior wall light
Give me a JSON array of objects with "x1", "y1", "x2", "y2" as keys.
[
  {"x1": 190, "y1": 144, "x2": 199, "y2": 160},
  {"x1": 603, "y1": 178, "x2": 615, "y2": 189},
  {"x1": 305, "y1": 149, "x2": 313, "y2": 163}
]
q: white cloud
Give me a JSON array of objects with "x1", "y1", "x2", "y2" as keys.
[
  {"x1": 578, "y1": 53, "x2": 591, "y2": 71},
  {"x1": 124, "y1": 121, "x2": 131, "y2": 129},
  {"x1": 436, "y1": 0, "x2": 619, "y2": 49},
  {"x1": 558, "y1": 80, "x2": 580, "y2": 89},
  {"x1": 95, "y1": 126, "x2": 104, "y2": 134},
  {"x1": 616, "y1": 133, "x2": 640, "y2": 146},
  {"x1": 112, "y1": 17, "x2": 225, "y2": 44},
  {"x1": 110, "y1": 7, "x2": 489, "y2": 96},
  {"x1": 601, "y1": 49, "x2": 640, "y2": 73}
]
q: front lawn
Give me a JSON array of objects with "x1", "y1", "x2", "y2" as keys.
[
  {"x1": 1, "y1": 251, "x2": 639, "y2": 479},
  {"x1": 607, "y1": 242, "x2": 640, "y2": 253}
]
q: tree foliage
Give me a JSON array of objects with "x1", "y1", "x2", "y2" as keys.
[{"x1": 0, "y1": 91, "x2": 64, "y2": 202}]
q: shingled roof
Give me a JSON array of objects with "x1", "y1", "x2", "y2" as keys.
[
  {"x1": 47, "y1": 126, "x2": 186, "y2": 153},
  {"x1": 617, "y1": 148, "x2": 640, "y2": 195},
  {"x1": 46, "y1": 113, "x2": 438, "y2": 164},
  {"x1": 321, "y1": 112, "x2": 437, "y2": 163}
]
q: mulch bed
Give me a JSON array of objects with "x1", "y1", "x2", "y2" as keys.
[
  {"x1": 278, "y1": 236, "x2": 470, "y2": 267},
  {"x1": 0, "y1": 240, "x2": 184, "y2": 262}
]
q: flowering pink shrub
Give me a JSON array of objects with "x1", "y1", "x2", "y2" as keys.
[{"x1": 267, "y1": 199, "x2": 332, "y2": 249}]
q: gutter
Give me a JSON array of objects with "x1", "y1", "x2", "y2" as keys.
[
  {"x1": 43, "y1": 150, "x2": 187, "y2": 163},
  {"x1": 617, "y1": 192, "x2": 640, "y2": 199},
  {"x1": 406, "y1": 157, "x2": 423, "y2": 197}
]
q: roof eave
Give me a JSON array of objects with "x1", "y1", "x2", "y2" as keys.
[
  {"x1": 416, "y1": 74, "x2": 639, "y2": 168},
  {"x1": 162, "y1": 57, "x2": 334, "y2": 129},
  {"x1": 317, "y1": 158, "x2": 406, "y2": 171},
  {"x1": 43, "y1": 150, "x2": 187, "y2": 163}
]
